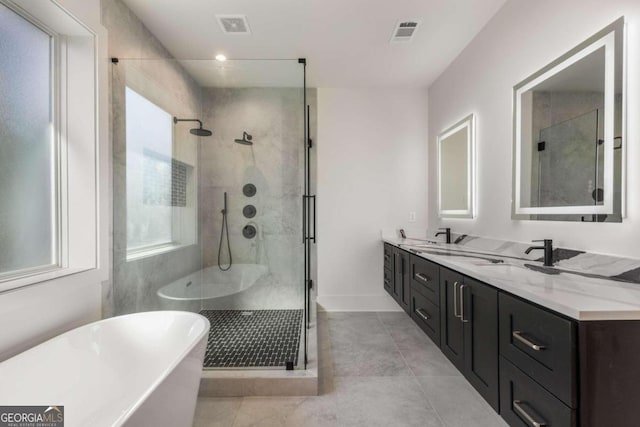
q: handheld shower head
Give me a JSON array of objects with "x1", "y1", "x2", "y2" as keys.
[
  {"x1": 234, "y1": 131, "x2": 253, "y2": 145},
  {"x1": 173, "y1": 117, "x2": 213, "y2": 137}
]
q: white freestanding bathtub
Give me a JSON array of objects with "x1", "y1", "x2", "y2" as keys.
[{"x1": 0, "y1": 311, "x2": 210, "y2": 427}]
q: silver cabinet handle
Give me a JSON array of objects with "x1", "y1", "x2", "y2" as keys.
[
  {"x1": 415, "y1": 272, "x2": 430, "y2": 283},
  {"x1": 384, "y1": 279, "x2": 390, "y2": 286},
  {"x1": 453, "y1": 281, "x2": 460, "y2": 318},
  {"x1": 415, "y1": 308, "x2": 430, "y2": 321},
  {"x1": 512, "y1": 331, "x2": 546, "y2": 351},
  {"x1": 460, "y1": 284, "x2": 468, "y2": 323},
  {"x1": 384, "y1": 254, "x2": 390, "y2": 260},
  {"x1": 513, "y1": 400, "x2": 547, "y2": 427}
]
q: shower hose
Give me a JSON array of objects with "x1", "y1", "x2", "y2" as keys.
[{"x1": 218, "y1": 192, "x2": 232, "y2": 271}]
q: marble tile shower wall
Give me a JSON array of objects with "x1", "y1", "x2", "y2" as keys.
[
  {"x1": 102, "y1": 0, "x2": 203, "y2": 316},
  {"x1": 199, "y1": 88, "x2": 317, "y2": 310}
]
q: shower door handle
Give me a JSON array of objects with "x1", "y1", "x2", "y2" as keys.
[
  {"x1": 302, "y1": 195, "x2": 306, "y2": 243},
  {"x1": 310, "y1": 195, "x2": 316, "y2": 243},
  {"x1": 303, "y1": 195, "x2": 316, "y2": 242}
]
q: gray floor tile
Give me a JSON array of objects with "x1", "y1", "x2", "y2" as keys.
[
  {"x1": 194, "y1": 397, "x2": 242, "y2": 427},
  {"x1": 233, "y1": 396, "x2": 337, "y2": 427},
  {"x1": 195, "y1": 312, "x2": 506, "y2": 427},
  {"x1": 416, "y1": 376, "x2": 507, "y2": 427},
  {"x1": 329, "y1": 312, "x2": 412, "y2": 377},
  {"x1": 335, "y1": 376, "x2": 444, "y2": 427},
  {"x1": 331, "y1": 336, "x2": 412, "y2": 377}
]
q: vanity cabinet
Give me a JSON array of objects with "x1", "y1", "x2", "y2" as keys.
[
  {"x1": 499, "y1": 293, "x2": 577, "y2": 408},
  {"x1": 395, "y1": 249, "x2": 411, "y2": 313},
  {"x1": 383, "y1": 242, "x2": 640, "y2": 426},
  {"x1": 383, "y1": 244, "x2": 394, "y2": 296},
  {"x1": 410, "y1": 256, "x2": 441, "y2": 345},
  {"x1": 439, "y1": 268, "x2": 499, "y2": 411},
  {"x1": 462, "y1": 277, "x2": 499, "y2": 411},
  {"x1": 439, "y1": 267, "x2": 464, "y2": 371},
  {"x1": 382, "y1": 244, "x2": 410, "y2": 314}
]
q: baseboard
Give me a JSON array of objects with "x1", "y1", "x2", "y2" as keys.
[{"x1": 316, "y1": 294, "x2": 403, "y2": 312}]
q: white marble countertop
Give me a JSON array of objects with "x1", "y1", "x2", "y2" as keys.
[{"x1": 383, "y1": 236, "x2": 640, "y2": 321}]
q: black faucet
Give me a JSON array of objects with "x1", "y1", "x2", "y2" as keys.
[
  {"x1": 435, "y1": 227, "x2": 451, "y2": 244},
  {"x1": 525, "y1": 239, "x2": 554, "y2": 266}
]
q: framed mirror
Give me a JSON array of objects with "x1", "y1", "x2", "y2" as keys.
[
  {"x1": 438, "y1": 113, "x2": 475, "y2": 218},
  {"x1": 512, "y1": 18, "x2": 625, "y2": 222}
]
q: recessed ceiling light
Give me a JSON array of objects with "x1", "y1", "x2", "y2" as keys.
[{"x1": 215, "y1": 54, "x2": 227, "y2": 62}]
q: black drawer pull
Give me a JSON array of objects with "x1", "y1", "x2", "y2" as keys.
[
  {"x1": 414, "y1": 273, "x2": 430, "y2": 283},
  {"x1": 415, "y1": 308, "x2": 430, "y2": 321},
  {"x1": 513, "y1": 400, "x2": 547, "y2": 427},
  {"x1": 513, "y1": 331, "x2": 546, "y2": 351}
]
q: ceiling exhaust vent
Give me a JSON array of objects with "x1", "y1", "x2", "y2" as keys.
[
  {"x1": 390, "y1": 20, "x2": 420, "y2": 43},
  {"x1": 216, "y1": 15, "x2": 251, "y2": 35}
]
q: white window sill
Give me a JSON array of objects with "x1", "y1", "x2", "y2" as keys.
[
  {"x1": 126, "y1": 242, "x2": 195, "y2": 262},
  {"x1": 0, "y1": 266, "x2": 94, "y2": 295}
]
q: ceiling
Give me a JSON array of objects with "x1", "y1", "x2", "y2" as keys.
[{"x1": 121, "y1": 0, "x2": 507, "y2": 88}]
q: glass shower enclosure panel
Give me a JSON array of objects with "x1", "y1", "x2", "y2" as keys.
[{"x1": 111, "y1": 57, "x2": 309, "y2": 370}]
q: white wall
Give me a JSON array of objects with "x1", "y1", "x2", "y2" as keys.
[
  {"x1": 317, "y1": 88, "x2": 428, "y2": 311},
  {"x1": 428, "y1": 0, "x2": 640, "y2": 259},
  {"x1": 0, "y1": 0, "x2": 109, "y2": 361}
]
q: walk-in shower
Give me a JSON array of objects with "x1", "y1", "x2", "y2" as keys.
[{"x1": 111, "y1": 58, "x2": 316, "y2": 372}]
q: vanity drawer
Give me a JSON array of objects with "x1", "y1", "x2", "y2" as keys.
[
  {"x1": 500, "y1": 357, "x2": 576, "y2": 427},
  {"x1": 411, "y1": 288, "x2": 440, "y2": 346},
  {"x1": 410, "y1": 256, "x2": 440, "y2": 305},
  {"x1": 383, "y1": 267, "x2": 393, "y2": 295},
  {"x1": 383, "y1": 243, "x2": 393, "y2": 271},
  {"x1": 499, "y1": 293, "x2": 577, "y2": 408}
]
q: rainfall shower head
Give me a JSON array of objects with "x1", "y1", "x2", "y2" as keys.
[
  {"x1": 173, "y1": 117, "x2": 213, "y2": 137},
  {"x1": 234, "y1": 131, "x2": 253, "y2": 145}
]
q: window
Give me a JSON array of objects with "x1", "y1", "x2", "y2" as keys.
[
  {"x1": 125, "y1": 87, "x2": 196, "y2": 259},
  {"x1": 0, "y1": 2, "x2": 57, "y2": 278},
  {"x1": 0, "y1": 0, "x2": 105, "y2": 293}
]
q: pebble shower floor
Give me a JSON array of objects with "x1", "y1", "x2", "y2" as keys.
[{"x1": 199, "y1": 309, "x2": 303, "y2": 368}]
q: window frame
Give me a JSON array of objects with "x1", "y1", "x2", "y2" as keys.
[
  {"x1": 124, "y1": 85, "x2": 195, "y2": 261},
  {"x1": 0, "y1": 0, "x2": 62, "y2": 282},
  {"x1": 0, "y1": 0, "x2": 105, "y2": 294}
]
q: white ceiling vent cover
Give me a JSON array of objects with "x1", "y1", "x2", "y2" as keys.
[
  {"x1": 216, "y1": 15, "x2": 251, "y2": 35},
  {"x1": 390, "y1": 20, "x2": 421, "y2": 43}
]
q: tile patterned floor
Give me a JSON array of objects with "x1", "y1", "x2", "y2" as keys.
[
  {"x1": 200, "y1": 310, "x2": 303, "y2": 368},
  {"x1": 194, "y1": 311, "x2": 508, "y2": 426}
]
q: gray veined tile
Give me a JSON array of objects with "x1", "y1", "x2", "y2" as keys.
[
  {"x1": 416, "y1": 376, "x2": 507, "y2": 427},
  {"x1": 335, "y1": 376, "x2": 443, "y2": 427}
]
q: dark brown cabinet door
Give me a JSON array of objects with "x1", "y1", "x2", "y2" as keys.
[
  {"x1": 440, "y1": 267, "x2": 464, "y2": 371},
  {"x1": 396, "y1": 249, "x2": 411, "y2": 313},
  {"x1": 398, "y1": 251, "x2": 411, "y2": 314},
  {"x1": 391, "y1": 249, "x2": 401, "y2": 302},
  {"x1": 462, "y1": 277, "x2": 499, "y2": 411}
]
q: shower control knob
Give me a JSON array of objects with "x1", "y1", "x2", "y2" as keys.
[
  {"x1": 243, "y1": 205, "x2": 257, "y2": 218},
  {"x1": 243, "y1": 183, "x2": 257, "y2": 197},
  {"x1": 243, "y1": 225, "x2": 257, "y2": 239}
]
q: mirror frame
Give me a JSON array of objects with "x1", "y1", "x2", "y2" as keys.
[
  {"x1": 438, "y1": 113, "x2": 476, "y2": 219},
  {"x1": 512, "y1": 17, "x2": 625, "y2": 219}
]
